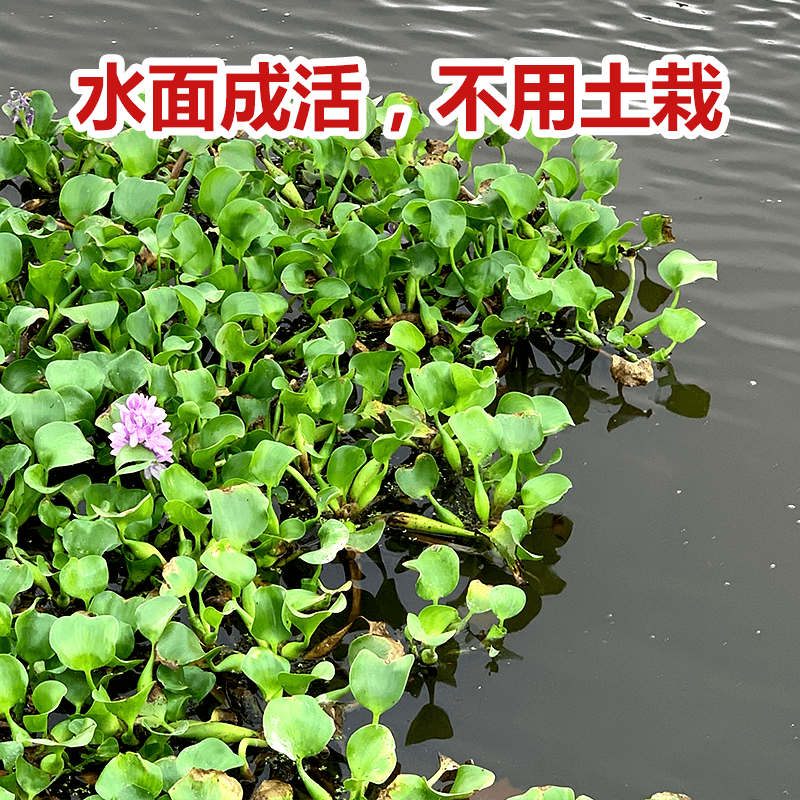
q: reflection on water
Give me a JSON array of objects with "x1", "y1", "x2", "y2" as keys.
[{"x1": 3, "y1": 0, "x2": 800, "y2": 797}]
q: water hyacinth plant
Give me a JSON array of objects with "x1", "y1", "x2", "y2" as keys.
[
  {"x1": 109, "y1": 393, "x2": 174, "y2": 478},
  {"x1": 2, "y1": 90, "x2": 35, "y2": 129},
  {"x1": 0, "y1": 88, "x2": 714, "y2": 800}
]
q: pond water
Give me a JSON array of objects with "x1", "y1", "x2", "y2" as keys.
[{"x1": 2, "y1": 1, "x2": 799, "y2": 798}]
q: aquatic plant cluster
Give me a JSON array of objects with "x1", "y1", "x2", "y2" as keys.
[{"x1": 0, "y1": 90, "x2": 713, "y2": 800}]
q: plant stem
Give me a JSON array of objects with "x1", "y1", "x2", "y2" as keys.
[
  {"x1": 387, "y1": 512, "x2": 483, "y2": 540},
  {"x1": 613, "y1": 256, "x2": 636, "y2": 326}
]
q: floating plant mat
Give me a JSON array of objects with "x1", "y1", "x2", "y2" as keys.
[{"x1": 0, "y1": 90, "x2": 715, "y2": 800}]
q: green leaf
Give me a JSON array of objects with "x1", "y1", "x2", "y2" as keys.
[
  {"x1": 111, "y1": 129, "x2": 160, "y2": 177},
  {"x1": 405, "y1": 604, "x2": 460, "y2": 649},
  {"x1": 520, "y1": 474, "x2": 572, "y2": 519},
  {"x1": 428, "y1": 199, "x2": 466, "y2": 250},
  {"x1": 162, "y1": 556, "x2": 199, "y2": 598},
  {"x1": 250, "y1": 440, "x2": 301, "y2": 489},
  {"x1": 420, "y1": 163, "x2": 460, "y2": 201},
  {"x1": 0, "y1": 444, "x2": 30, "y2": 482},
  {"x1": 13, "y1": 604, "x2": 56, "y2": 664},
  {"x1": 242, "y1": 646, "x2": 290, "y2": 700},
  {"x1": 449, "y1": 407, "x2": 500, "y2": 461},
  {"x1": 496, "y1": 412, "x2": 544, "y2": 457},
  {"x1": 300, "y1": 519, "x2": 350, "y2": 565},
  {"x1": 208, "y1": 483, "x2": 269, "y2": 547},
  {"x1": 404, "y1": 544, "x2": 459, "y2": 603},
  {"x1": 156, "y1": 621, "x2": 206, "y2": 666},
  {"x1": 346, "y1": 724, "x2": 397, "y2": 785},
  {"x1": 0, "y1": 138, "x2": 26, "y2": 180},
  {"x1": 135, "y1": 594, "x2": 183, "y2": 644},
  {"x1": 198, "y1": 166, "x2": 245, "y2": 223},
  {"x1": 487, "y1": 584, "x2": 526, "y2": 624},
  {"x1": 191, "y1": 414, "x2": 245, "y2": 471},
  {"x1": 0, "y1": 233, "x2": 22, "y2": 283},
  {"x1": 61, "y1": 517, "x2": 119, "y2": 557},
  {"x1": 113, "y1": 177, "x2": 173, "y2": 224},
  {"x1": 168, "y1": 769, "x2": 244, "y2": 800},
  {"x1": 658, "y1": 307, "x2": 705, "y2": 343},
  {"x1": 175, "y1": 738, "x2": 245, "y2": 775},
  {"x1": 59, "y1": 175, "x2": 115, "y2": 226},
  {"x1": 58, "y1": 555, "x2": 108, "y2": 606},
  {"x1": 218, "y1": 198, "x2": 275, "y2": 259},
  {"x1": 107, "y1": 350, "x2": 150, "y2": 394},
  {"x1": 0, "y1": 560, "x2": 31, "y2": 606},
  {"x1": 496, "y1": 393, "x2": 573, "y2": 435},
  {"x1": 263, "y1": 694, "x2": 335, "y2": 761},
  {"x1": 571, "y1": 135, "x2": 616, "y2": 172},
  {"x1": 0, "y1": 655, "x2": 27, "y2": 715},
  {"x1": 200, "y1": 539, "x2": 257, "y2": 590},
  {"x1": 350, "y1": 649, "x2": 414, "y2": 722},
  {"x1": 160, "y1": 464, "x2": 209, "y2": 509},
  {"x1": 544, "y1": 158, "x2": 579, "y2": 198},
  {"x1": 657, "y1": 249, "x2": 718, "y2": 290},
  {"x1": 248, "y1": 585, "x2": 291, "y2": 651},
  {"x1": 96, "y1": 752, "x2": 163, "y2": 800},
  {"x1": 550, "y1": 269, "x2": 613, "y2": 313},
  {"x1": 214, "y1": 322, "x2": 268, "y2": 372},
  {"x1": 491, "y1": 173, "x2": 541, "y2": 221},
  {"x1": 395, "y1": 454, "x2": 440, "y2": 500},
  {"x1": 61, "y1": 300, "x2": 120, "y2": 331},
  {"x1": 640, "y1": 214, "x2": 675, "y2": 247},
  {"x1": 34, "y1": 421, "x2": 93, "y2": 471},
  {"x1": 49, "y1": 614, "x2": 119, "y2": 672}
]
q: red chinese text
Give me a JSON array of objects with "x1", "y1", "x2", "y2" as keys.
[{"x1": 69, "y1": 55, "x2": 370, "y2": 139}]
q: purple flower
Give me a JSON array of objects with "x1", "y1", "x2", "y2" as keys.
[
  {"x1": 4, "y1": 89, "x2": 34, "y2": 128},
  {"x1": 109, "y1": 393, "x2": 174, "y2": 479}
]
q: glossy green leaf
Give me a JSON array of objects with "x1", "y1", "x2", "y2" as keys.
[
  {"x1": 59, "y1": 555, "x2": 108, "y2": 606},
  {"x1": 136, "y1": 594, "x2": 183, "y2": 644},
  {"x1": 112, "y1": 129, "x2": 160, "y2": 177},
  {"x1": 0, "y1": 654, "x2": 27, "y2": 715},
  {"x1": 346, "y1": 723, "x2": 397, "y2": 785},
  {"x1": 113, "y1": 177, "x2": 173, "y2": 224},
  {"x1": 200, "y1": 539, "x2": 257, "y2": 590},
  {"x1": 349, "y1": 649, "x2": 414, "y2": 722},
  {"x1": 96, "y1": 752, "x2": 163, "y2": 800},
  {"x1": 658, "y1": 307, "x2": 705, "y2": 343},
  {"x1": 49, "y1": 614, "x2": 119, "y2": 672},
  {"x1": 175, "y1": 738, "x2": 245, "y2": 775},
  {"x1": 242, "y1": 646, "x2": 290, "y2": 701},
  {"x1": 488, "y1": 584, "x2": 526, "y2": 623},
  {"x1": 191, "y1": 414, "x2": 245, "y2": 471},
  {"x1": 491, "y1": 173, "x2": 541, "y2": 221},
  {"x1": 248, "y1": 584, "x2": 291, "y2": 651},
  {"x1": 34, "y1": 421, "x2": 93, "y2": 471},
  {"x1": 14, "y1": 604, "x2": 56, "y2": 664},
  {"x1": 156, "y1": 621, "x2": 206, "y2": 666},
  {"x1": 428, "y1": 199, "x2": 466, "y2": 249},
  {"x1": 0, "y1": 233, "x2": 23, "y2": 283},
  {"x1": 250, "y1": 440, "x2": 300, "y2": 489},
  {"x1": 263, "y1": 694, "x2": 335, "y2": 761},
  {"x1": 449, "y1": 406, "x2": 500, "y2": 460},
  {"x1": 61, "y1": 300, "x2": 119, "y2": 331},
  {"x1": 59, "y1": 174, "x2": 115, "y2": 226},
  {"x1": 405, "y1": 604, "x2": 460, "y2": 649},
  {"x1": 395, "y1": 453, "x2": 439, "y2": 500},
  {"x1": 218, "y1": 198, "x2": 275, "y2": 259},
  {"x1": 300, "y1": 519, "x2": 349, "y2": 565},
  {"x1": 0, "y1": 560, "x2": 33, "y2": 605},
  {"x1": 404, "y1": 544, "x2": 459, "y2": 602},
  {"x1": 657, "y1": 249, "x2": 718, "y2": 289}
]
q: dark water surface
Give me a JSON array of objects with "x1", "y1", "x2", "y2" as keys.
[{"x1": 2, "y1": 1, "x2": 799, "y2": 798}]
